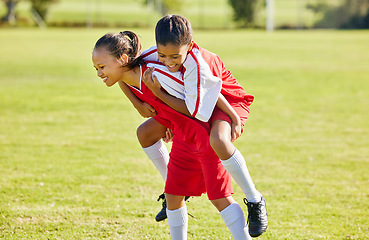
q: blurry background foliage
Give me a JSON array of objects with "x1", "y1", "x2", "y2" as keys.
[
  {"x1": 143, "y1": 0, "x2": 183, "y2": 15},
  {"x1": 30, "y1": 0, "x2": 59, "y2": 20},
  {"x1": 1, "y1": 0, "x2": 369, "y2": 29},
  {"x1": 307, "y1": 0, "x2": 369, "y2": 28}
]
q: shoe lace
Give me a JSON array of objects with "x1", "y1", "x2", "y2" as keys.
[
  {"x1": 244, "y1": 198, "x2": 261, "y2": 222},
  {"x1": 157, "y1": 193, "x2": 165, "y2": 202}
]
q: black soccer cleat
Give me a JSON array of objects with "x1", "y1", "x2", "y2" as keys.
[
  {"x1": 244, "y1": 196, "x2": 268, "y2": 237},
  {"x1": 155, "y1": 193, "x2": 167, "y2": 222},
  {"x1": 155, "y1": 194, "x2": 191, "y2": 222}
]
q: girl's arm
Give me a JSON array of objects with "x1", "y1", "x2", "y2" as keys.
[
  {"x1": 144, "y1": 67, "x2": 241, "y2": 141},
  {"x1": 142, "y1": 68, "x2": 192, "y2": 117},
  {"x1": 118, "y1": 81, "x2": 157, "y2": 118},
  {"x1": 154, "y1": 87, "x2": 192, "y2": 117}
]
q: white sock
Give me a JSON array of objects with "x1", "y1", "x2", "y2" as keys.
[
  {"x1": 167, "y1": 205, "x2": 188, "y2": 240},
  {"x1": 142, "y1": 140, "x2": 169, "y2": 182},
  {"x1": 220, "y1": 203, "x2": 252, "y2": 240},
  {"x1": 221, "y1": 149, "x2": 262, "y2": 203}
]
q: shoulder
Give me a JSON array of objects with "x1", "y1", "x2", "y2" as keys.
[
  {"x1": 194, "y1": 44, "x2": 223, "y2": 77},
  {"x1": 194, "y1": 44, "x2": 217, "y2": 63},
  {"x1": 141, "y1": 45, "x2": 157, "y2": 58}
]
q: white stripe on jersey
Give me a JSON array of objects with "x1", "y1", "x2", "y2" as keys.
[
  {"x1": 147, "y1": 61, "x2": 186, "y2": 100},
  {"x1": 183, "y1": 47, "x2": 221, "y2": 122}
]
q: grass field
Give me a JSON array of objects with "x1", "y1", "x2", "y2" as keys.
[{"x1": 0, "y1": 28, "x2": 369, "y2": 239}]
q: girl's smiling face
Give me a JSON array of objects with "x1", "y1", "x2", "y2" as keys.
[
  {"x1": 157, "y1": 42, "x2": 193, "y2": 73},
  {"x1": 92, "y1": 47, "x2": 124, "y2": 87}
]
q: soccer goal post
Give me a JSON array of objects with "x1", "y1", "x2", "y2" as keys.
[{"x1": 266, "y1": 0, "x2": 274, "y2": 32}]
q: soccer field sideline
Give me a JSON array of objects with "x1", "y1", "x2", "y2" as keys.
[{"x1": 0, "y1": 28, "x2": 368, "y2": 239}]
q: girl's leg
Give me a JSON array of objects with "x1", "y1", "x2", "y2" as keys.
[
  {"x1": 137, "y1": 118, "x2": 169, "y2": 222},
  {"x1": 137, "y1": 118, "x2": 168, "y2": 181},
  {"x1": 209, "y1": 119, "x2": 261, "y2": 203},
  {"x1": 209, "y1": 119, "x2": 235, "y2": 160},
  {"x1": 211, "y1": 196, "x2": 251, "y2": 240},
  {"x1": 137, "y1": 118, "x2": 167, "y2": 148},
  {"x1": 165, "y1": 194, "x2": 187, "y2": 240},
  {"x1": 210, "y1": 120, "x2": 268, "y2": 237}
]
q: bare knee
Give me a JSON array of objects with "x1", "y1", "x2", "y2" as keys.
[
  {"x1": 209, "y1": 120, "x2": 233, "y2": 154},
  {"x1": 211, "y1": 196, "x2": 235, "y2": 212},
  {"x1": 165, "y1": 194, "x2": 185, "y2": 210},
  {"x1": 209, "y1": 130, "x2": 227, "y2": 151},
  {"x1": 209, "y1": 130, "x2": 235, "y2": 159},
  {"x1": 136, "y1": 119, "x2": 166, "y2": 148},
  {"x1": 136, "y1": 123, "x2": 148, "y2": 145}
]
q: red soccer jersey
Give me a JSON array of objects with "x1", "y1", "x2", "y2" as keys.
[
  {"x1": 196, "y1": 45, "x2": 254, "y2": 105},
  {"x1": 142, "y1": 43, "x2": 254, "y2": 122},
  {"x1": 127, "y1": 64, "x2": 234, "y2": 198}
]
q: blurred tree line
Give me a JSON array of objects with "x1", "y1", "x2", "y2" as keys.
[
  {"x1": 307, "y1": 0, "x2": 369, "y2": 28},
  {"x1": 1, "y1": 0, "x2": 58, "y2": 25},
  {"x1": 1, "y1": 0, "x2": 369, "y2": 29},
  {"x1": 143, "y1": 0, "x2": 183, "y2": 16},
  {"x1": 225, "y1": 0, "x2": 369, "y2": 28},
  {"x1": 145, "y1": 0, "x2": 260, "y2": 27},
  {"x1": 147, "y1": 0, "x2": 369, "y2": 28}
]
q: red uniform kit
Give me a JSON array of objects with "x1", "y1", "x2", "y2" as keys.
[
  {"x1": 142, "y1": 43, "x2": 254, "y2": 128},
  {"x1": 128, "y1": 65, "x2": 233, "y2": 200}
]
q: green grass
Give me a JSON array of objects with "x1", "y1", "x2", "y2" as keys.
[{"x1": 1, "y1": 28, "x2": 369, "y2": 239}]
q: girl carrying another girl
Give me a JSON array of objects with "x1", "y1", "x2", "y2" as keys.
[
  {"x1": 92, "y1": 30, "x2": 252, "y2": 239},
  {"x1": 140, "y1": 15, "x2": 267, "y2": 237}
]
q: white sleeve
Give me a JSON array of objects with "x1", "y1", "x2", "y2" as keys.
[
  {"x1": 147, "y1": 62, "x2": 186, "y2": 100},
  {"x1": 182, "y1": 47, "x2": 222, "y2": 122},
  {"x1": 141, "y1": 46, "x2": 159, "y2": 62}
]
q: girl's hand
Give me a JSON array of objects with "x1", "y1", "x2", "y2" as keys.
[
  {"x1": 143, "y1": 67, "x2": 162, "y2": 95},
  {"x1": 231, "y1": 117, "x2": 242, "y2": 142},
  {"x1": 162, "y1": 128, "x2": 173, "y2": 143},
  {"x1": 135, "y1": 101, "x2": 156, "y2": 118}
]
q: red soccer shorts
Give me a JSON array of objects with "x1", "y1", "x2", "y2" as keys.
[
  {"x1": 165, "y1": 136, "x2": 233, "y2": 200},
  {"x1": 209, "y1": 100, "x2": 250, "y2": 129}
]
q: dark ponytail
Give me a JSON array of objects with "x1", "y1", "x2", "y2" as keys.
[{"x1": 94, "y1": 30, "x2": 144, "y2": 69}]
